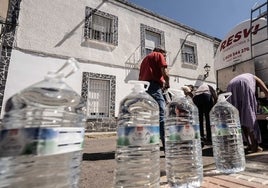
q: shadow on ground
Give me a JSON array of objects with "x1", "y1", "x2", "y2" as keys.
[
  {"x1": 83, "y1": 151, "x2": 115, "y2": 161},
  {"x1": 202, "y1": 147, "x2": 213, "y2": 157}
]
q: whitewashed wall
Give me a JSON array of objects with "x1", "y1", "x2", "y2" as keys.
[{"x1": 2, "y1": 0, "x2": 219, "y2": 117}]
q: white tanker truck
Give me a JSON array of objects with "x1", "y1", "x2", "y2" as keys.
[{"x1": 214, "y1": 0, "x2": 268, "y2": 143}]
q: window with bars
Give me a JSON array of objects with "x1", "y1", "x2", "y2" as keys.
[
  {"x1": 145, "y1": 30, "x2": 161, "y2": 55},
  {"x1": 87, "y1": 79, "x2": 110, "y2": 118},
  {"x1": 81, "y1": 72, "x2": 116, "y2": 119},
  {"x1": 84, "y1": 7, "x2": 118, "y2": 45},
  {"x1": 140, "y1": 24, "x2": 165, "y2": 58},
  {"x1": 182, "y1": 44, "x2": 197, "y2": 64}
]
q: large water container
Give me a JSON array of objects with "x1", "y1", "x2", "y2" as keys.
[
  {"x1": 210, "y1": 92, "x2": 245, "y2": 173},
  {"x1": 0, "y1": 58, "x2": 86, "y2": 188},
  {"x1": 165, "y1": 89, "x2": 203, "y2": 188},
  {"x1": 113, "y1": 80, "x2": 160, "y2": 188}
]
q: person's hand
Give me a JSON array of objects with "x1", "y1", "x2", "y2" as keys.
[{"x1": 163, "y1": 82, "x2": 170, "y2": 90}]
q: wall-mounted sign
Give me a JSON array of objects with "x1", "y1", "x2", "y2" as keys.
[{"x1": 214, "y1": 18, "x2": 267, "y2": 70}]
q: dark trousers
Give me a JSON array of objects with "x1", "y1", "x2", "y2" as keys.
[{"x1": 193, "y1": 93, "x2": 213, "y2": 141}]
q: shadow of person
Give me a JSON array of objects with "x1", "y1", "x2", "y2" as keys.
[
  {"x1": 202, "y1": 147, "x2": 213, "y2": 157},
  {"x1": 83, "y1": 151, "x2": 115, "y2": 161}
]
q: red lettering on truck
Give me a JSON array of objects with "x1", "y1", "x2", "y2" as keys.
[{"x1": 220, "y1": 24, "x2": 260, "y2": 52}]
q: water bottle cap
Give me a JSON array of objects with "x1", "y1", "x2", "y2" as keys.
[
  {"x1": 128, "y1": 80, "x2": 150, "y2": 92},
  {"x1": 218, "y1": 92, "x2": 232, "y2": 102}
]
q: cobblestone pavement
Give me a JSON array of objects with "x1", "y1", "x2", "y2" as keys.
[
  {"x1": 80, "y1": 133, "x2": 268, "y2": 188},
  {"x1": 161, "y1": 149, "x2": 268, "y2": 187}
]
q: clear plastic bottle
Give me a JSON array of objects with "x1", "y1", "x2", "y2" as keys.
[
  {"x1": 113, "y1": 81, "x2": 160, "y2": 188},
  {"x1": 165, "y1": 89, "x2": 203, "y2": 188},
  {"x1": 0, "y1": 58, "x2": 86, "y2": 188},
  {"x1": 209, "y1": 92, "x2": 245, "y2": 174}
]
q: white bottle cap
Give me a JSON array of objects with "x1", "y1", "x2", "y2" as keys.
[{"x1": 128, "y1": 80, "x2": 150, "y2": 92}]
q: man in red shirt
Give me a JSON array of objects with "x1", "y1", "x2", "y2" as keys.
[{"x1": 139, "y1": 46, "x2": 170, "y2": 151}]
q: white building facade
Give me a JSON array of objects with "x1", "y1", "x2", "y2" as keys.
[{"x1": 0, "y1": 0, "x2": 221, "y2": 131}]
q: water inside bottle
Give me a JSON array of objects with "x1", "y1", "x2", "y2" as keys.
[
  {"x1": 165, "y1": 90, "x2": 203, "y2": 188},
  {"x1": 114, "y1": 81, "x2": 160, "y2": 188}
]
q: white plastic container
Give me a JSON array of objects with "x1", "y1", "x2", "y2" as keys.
[
  {"x1": 165, "y1": 89, "x2": 203, "y2": 188},
  {"x1": 113, "y1": 80, "x2": 160, "y2": 188},
  {"x1": 0, "y1": 58, "x2": 86, "y2": 188},
  {"x1": 210, "y1": 92, "x2": 245, "y2": 173}
]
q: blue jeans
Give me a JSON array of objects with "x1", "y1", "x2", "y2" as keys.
[{"x1": 146, "y1": 81, "x2": 166, "y2": 149}]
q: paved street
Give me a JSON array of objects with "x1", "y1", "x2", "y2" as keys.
[{"x1": 79, "y1": 133, "x2": 268, "y2": 188}]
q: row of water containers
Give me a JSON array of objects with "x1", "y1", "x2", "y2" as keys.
[
  {"x1": 113, "y1": 81, "x2": 245, "y2": 188},
  {"x1": 0, "y1": 58, "x2": 245, "y2": 188}
]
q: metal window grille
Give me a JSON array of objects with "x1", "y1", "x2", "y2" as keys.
[
  {"x1": 145, "y1": 48, "x2": 152, "y2": 55},
  {"x1": 87, "y1": 78, "x2": 110, "y2": 118},
  {"x1": 145, "y1": 30, "x2": 161, "y2": 55},
  {"x1": 91, "y1": 14, "x2": 112, "y2": 43},
  {"x1": 182, "y1": 44, "x2": 196, "y2": 64},
  {"x1": 84, "y1": 7, "x2": 117, "y2": 45}
]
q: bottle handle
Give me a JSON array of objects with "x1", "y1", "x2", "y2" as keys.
[
  {"x1": 128, "y1": 80, "x2": 150, "y2": 91},
  {"x1": 56, "y1": 58, "x2": 79, "y2": 78},
  {"x1": 143, "y1": 81, "x2": 150, "y2": 91},
  {"x1": 218, "y1": 92, "x2": 232, "y2": 102},
  {"x1": 223, "y1": 92, "x2": 232, "y2": 100}
]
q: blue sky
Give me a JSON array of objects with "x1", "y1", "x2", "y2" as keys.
[{"x1": 128, "y1": 0, "x2": 267, "y2": 39}]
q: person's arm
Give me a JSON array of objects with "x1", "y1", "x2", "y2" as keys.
[
  {"x1": 254, "y1": 75, "x2": 268, "y2": 97},
  {"x1": 161, "y1": 67, "x2": 170, "y2": 89},
  {"x1": 157, "y1": 52, "x2": 170, "y2": 89},
  {"x1": 181, "y1": 86, "x2": 193, "y2": 98}
]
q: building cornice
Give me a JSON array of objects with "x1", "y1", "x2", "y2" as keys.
[{"x1": 113, "y1": 0, "x2": 221, "y2": 43}]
